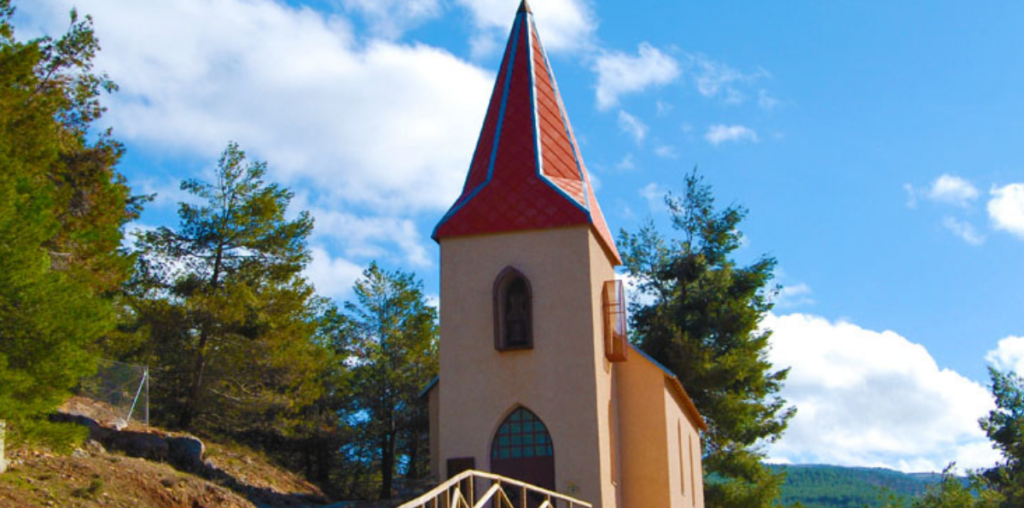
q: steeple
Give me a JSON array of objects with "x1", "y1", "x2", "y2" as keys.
[{"x1": 433, "y1": 3, "x2": 621, "y2": 265}]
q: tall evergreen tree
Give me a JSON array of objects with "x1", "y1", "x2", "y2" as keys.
[
  {"x1": 342, "y1": 263, "x2": 438, "y2": 500},
  {"x1": 0, "y1": 0, "x2": 139, "y2": 447},
  {"x1": 130, "y1": 142, "x2": 323, "y2": 435},
  {"x1": 905, "y1": 368, "x2": 1023, "y2": 508},
  {"x1": 619, "y1": 169, "x2": 795, "y2": 508},
  {"x1": 979, "y1": 367, "x2": 1024, "y2": 507}
]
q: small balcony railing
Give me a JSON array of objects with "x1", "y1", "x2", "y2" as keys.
[{"x1": 397, "y1": 469, "x2": 592, "y2": 508}]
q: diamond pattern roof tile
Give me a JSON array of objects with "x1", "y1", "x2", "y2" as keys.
[{"x1": 433, "y1": 5, "x2": 621, "y2": 265}]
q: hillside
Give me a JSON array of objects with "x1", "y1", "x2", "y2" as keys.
[
  {"x1": 0, "y1": 398, "x2": 335, "y2": 508},
  {"x1": 773, "y1": 464, "x2": 950, "y2": 508}
]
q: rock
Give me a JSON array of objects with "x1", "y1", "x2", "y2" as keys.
[
  {"x1": 105, "y1": 430, "x2": 169, "y2": 462},
  {"x1": 167, "y1": 435, "x2": 205, "y2": 471},
  {"x1": 50, "y1": 413, "x2": 113, "y2": 443},
  {"x1": 84, "y1": 439, "x2": 106, "y2": 455}
]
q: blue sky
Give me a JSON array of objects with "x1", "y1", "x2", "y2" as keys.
[{"x1": 15, "y1": 0, "x2": 1024, "y2": 472}]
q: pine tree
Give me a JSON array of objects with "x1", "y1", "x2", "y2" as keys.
[
  {"x1": 619, "y1": 169, "x2": 795, "y2": 508},
  {"x1": 342, "y1": 263, "x2": 438, "y2": 499},
  {"x1": 979, "y1": 367, "x2": 1024, "y2": 507},
  {"x1": 130, "y1": 142, "x2": 324, "y2": 435},
  {"x1": 0, "y1": 0, "x2": 139, "y2": 448}
]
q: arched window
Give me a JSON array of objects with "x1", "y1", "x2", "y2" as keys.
[
  {"x1": 491, "y1": 407, "x2": 554, "y2": 461},
  {"x1": 493, "y1": 267, "x2": 533, "y2": 351},
  {"x1": 490, "y1": 406, "x2": 556, "y2": 498}
]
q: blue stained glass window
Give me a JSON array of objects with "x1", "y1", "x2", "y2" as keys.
[{"x1": 491, "y1": 407, "x2": 554, "y2": 460}]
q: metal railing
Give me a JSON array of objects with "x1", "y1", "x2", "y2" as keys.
[{"x1": 397, "y1": 469, "x2": 592, "y2": 508}]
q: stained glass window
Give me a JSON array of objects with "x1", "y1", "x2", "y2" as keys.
[{"x1": 491, "y1": 408, "x2": 553, "y2": 460}]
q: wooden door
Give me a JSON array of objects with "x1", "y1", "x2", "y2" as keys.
[{"x1": 490, "y1": 407, "x2": 555, "y2": 506}]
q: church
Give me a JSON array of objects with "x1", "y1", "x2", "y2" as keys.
[{"x1": 421, "y1": 2, "x2": 707, "y2": 507}]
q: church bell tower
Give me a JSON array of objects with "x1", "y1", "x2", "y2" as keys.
[{"x1": 428, "y1": 2, "x2": 628, "y2": 507}]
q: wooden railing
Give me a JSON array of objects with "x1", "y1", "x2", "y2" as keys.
[{"x1": 397, "y1": 469, "x2": 592, "y2": 508}]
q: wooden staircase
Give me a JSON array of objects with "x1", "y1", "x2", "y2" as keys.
[{"x1": 397, "y1": 470, "x2": 591, "y2": 508}]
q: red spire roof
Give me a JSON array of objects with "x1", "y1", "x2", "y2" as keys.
[{"x1": 432, "y1": 4, "x2": 621, "y2": 265}]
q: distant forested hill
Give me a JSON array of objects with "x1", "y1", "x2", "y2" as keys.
[{"x1": 772, "y1": 464, "x2": 952, "y2": 508}]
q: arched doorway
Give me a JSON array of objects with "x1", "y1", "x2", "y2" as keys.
[{"x1": 491, "y1": 407, "x2": 555, "y2": 503}]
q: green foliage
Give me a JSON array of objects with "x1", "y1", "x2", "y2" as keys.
[
  {"x1": 128, "y1": 142, "x2": 325, "y2": 437},
  {"x1": 341, "y1": 263, "x2": 438, "y2": 499},
  {"x1": 891, "y1": 368, "x2": 1023, "y2": 508},
  {"x1": 978, "y1": 368, "x2": 1024, "y2": 507},
  {"x1": 0, "y1": 0, "x2": 138, "y2": 449},
  {"x1": 619, "y1": 169, "x2": 794, "y2": 508},
  {"x1": 911, "y1": 464, "x2": 1002, "y2": 508},
  {"x1": 771, "y1": 464, "x2": 950, "y2": 508}
]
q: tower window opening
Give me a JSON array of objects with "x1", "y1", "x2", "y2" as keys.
[{"x1": 494, "y1": 267, "x2": 533, "y2": 351}]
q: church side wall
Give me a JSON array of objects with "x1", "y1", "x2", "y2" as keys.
[
  {"x1": 438, "y1": 226, "x2": 606, "y2": 505},
  {"x1": 586, "y1": 228, "x2": 619, "y2": 508},
  {"x1": 617, "y1": 354, "x2": 671, "y2": 508},
  {"x1": 664, "y1": 381, "x2": 704, "y2": 508}
]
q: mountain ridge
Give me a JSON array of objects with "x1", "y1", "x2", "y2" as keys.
[{"x1": 772, "y1": 463, "x2": 956, "y2": 507}]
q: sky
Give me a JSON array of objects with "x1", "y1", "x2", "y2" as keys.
[{"x1": 14, "y1": 0, "x2": 1024, "y2": 473}]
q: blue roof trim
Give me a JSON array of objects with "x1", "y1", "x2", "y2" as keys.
[
  {"x1": 432, "y1": 14, "x2": 524, "y2": 239},
  {"x1": 525, "y1": 16, "x2": 590, "y2": 217},
  {"x1": 628, "y1": 343, "x2": 679, "y2": 381},
  {"x1": 527, "y1": 15, "x2": 544, "y2": 197},
  {"x1": 536, "y1": 19, "x2": 592, "y2": 216},
  {"x1": 418, "y1": 376, "x2": 439, "y2": 399}
]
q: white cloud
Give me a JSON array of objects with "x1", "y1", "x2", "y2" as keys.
[
  {"x1": 121, "y1": 222, "x2": 158, "y2": 251},
  {"x1": 942, "y1": 217, "x2": 985, "y2": 245},
  {"x1": 689, "y1": 54, "x2": 768, "y2": 104},
  {"x1": 988, "y1": 183, "x2": 1024, "y2": 238},
  {"x1": 299, "y1": 198, "x2": 432, "y2": 268},
  {"x1": 654, "y1": 145, "x2": 677, "y2": 159},
  {"x1": 765, "y1": 313, "x2": 1000, "y2": 473},
  {"x1": 341, "y1": 0, "x2": 441, "y2": 39},
  {"x1": 987, "y1": 336, "x2": 1024, "y2": 374},
  {"x1": 305, "y1": 246, "x2": 364, "y2": 299},
  {"x1": 903, "y1": 183, "x2": 918, "y2": 209},
  {"x1": 19, "y1": 0, "x2": 493, "y2": 213},
  {"x1": 455, "y1": 0, "x2": 596, "y2": 56},
  {"x1": 705, "y1": 124, "x2": 758, "y2": 145},
  {"x1": 616, "y1": 154, "x2": 636, "y2": 171},
  {"x1": 774, "y1": 283, "x2": 815, "y2": 309},
  {"x1": 758, "y1": 89, "x2": 779, "y2": 111},
  {"x1": 594, "y1": 43, "x2": 680, "y2": 110},
  {"x1": 639, "y1": 182, "x2": 664, "y2": 209},
  {"x1": 926, "y1": 175, "x2": 980, "y2": 208},
  {"x1": 134, "y1": 177, "x2": 197, "y2": 211},
  {"x1": 617, "y1": 110, "x2": 647, "y2": 144}
]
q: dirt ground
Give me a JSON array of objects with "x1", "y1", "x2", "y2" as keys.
[
  {"x1": 0, "y1": 445, "x2": 256, "y2": 508},
  {"x1": 0, "y1": 397, "x2": 333, "y2": 508}
]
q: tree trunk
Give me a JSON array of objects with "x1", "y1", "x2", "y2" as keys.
[
  {"x1": 178, "y1": 343, "x2": 207, "y2": 429},
  {"x1": 380, "y1": 433, "x2": 395, "y2": 499},
  {"x1": 179, "y1": 243, "x2": 224, "y2": 430}
]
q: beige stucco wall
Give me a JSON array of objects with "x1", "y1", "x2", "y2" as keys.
[
  {"x1": 617, "y1": 350, "x2": 705, "y2": 508},
  {"x1": 428, "y1": 384, "x2": 440, "y2": 479},
  {"x1": 617, "y1": 350, "x2": 670, "y2": 508},
  {"x1": 438, "y1": 225, "x2": 617, "y2": 507},
  {"x1": 664, "y1": 381, "x2": 704, "y2": 508},
  {"x1": 586, "y1": 227, "x2": 618, "y2": 508}
]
